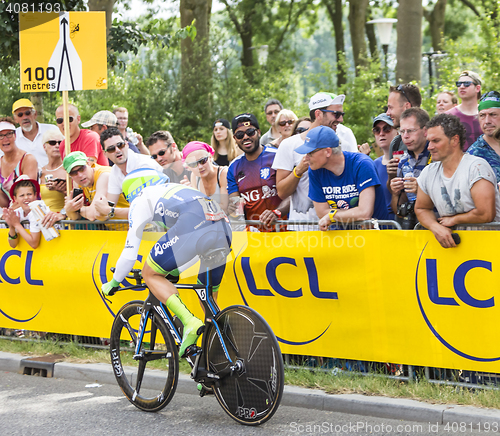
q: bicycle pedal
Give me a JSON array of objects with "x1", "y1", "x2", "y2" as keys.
[
  {"x1": 184, "y1": 345, "x2": 202, "y2": 358},
  {"x1": 197, "y1": 383, "x2": 214, "y2": 397}
]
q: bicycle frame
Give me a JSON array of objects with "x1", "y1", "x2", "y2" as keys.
[{"x1": 125, "y1": 263, "x2": 237, "y2": 387}]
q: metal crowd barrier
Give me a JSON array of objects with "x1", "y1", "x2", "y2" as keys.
[
  {"x1": 414, "y1": 222, "x2": 500, "y2": 231},
  {"x1": 236, "y1": 219, "x2": 402, "y2": 231},
  {"x1": 2, "y1": 217, "x2": 499, "y2": 389}
]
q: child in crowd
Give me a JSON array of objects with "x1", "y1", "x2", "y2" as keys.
[{"x1": 3, "y1": 176, "x2": 42, "y2": 249}]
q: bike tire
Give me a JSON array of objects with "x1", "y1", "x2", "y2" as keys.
[
  {"x1": 205, "y1": 305, "x2": 284, "y2": 425},
  {"x1": 109, "y1": 300, "x2": 179, "y2": 412}
]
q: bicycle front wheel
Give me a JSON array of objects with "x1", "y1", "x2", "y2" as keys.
[
  {"x1": 109, "y1": 301, "x2": 179, "y2": 412},
  {"x1": 206, "y1": 305, "x2": 284, "y2": 425}
]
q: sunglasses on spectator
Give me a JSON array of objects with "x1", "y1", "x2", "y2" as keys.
[
  {"x1": 69, "y1": 165, "x2": 86, "y2": 177},
  {"x1": 396, "y1": 84, "x2": 411, "y2": 104},
  {"x1": 456, "y1": 81, "x2": 474, "y2": 88},
  {"x1": 278, "y1": 119, "x2": 294, "y2": 127},
  {"x1": 266, "y1": 109, "x2": 280, "y2": 116},
  {"x1": 0, "y1": 131, "x2": 15, "y2": 140},
  {"x1": 186, "y1": 156, "x2": 209, "y2": 168},
  {"x1": 372, "y1": 125, "x2": 393, "y2": 135},
  {"x1": 15, "y1": 110, "x2": 33, "y2": 118},
  {"x1": 296, "y1": 127, "x2": 309, "y2": 134},
  {"x1": 234, "y1": 128, "x2": 257, "y2": 140},
  {"x1": 151, "y1": 147, "x2": 171, "y2": 160},
  {"x1": 105, "y1": 141, "x2": 126, "y2": 153},
  {"x1": 56, "y1": 117, "x2": 74, "y2": 124},
  {"x1": 321, "y1": 110, "x2": 345, "y2": 119},
  {"x1": 46, "y1": 140, "x2": 62, "y2": 146}
]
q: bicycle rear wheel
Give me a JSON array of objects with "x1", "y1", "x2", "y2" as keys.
[
  {"x1": 109, "y1": 301, "x2": 179, "y2": 412},
  {"x1": 205, "y1": 305, "x2": 284, "y2": 425}
]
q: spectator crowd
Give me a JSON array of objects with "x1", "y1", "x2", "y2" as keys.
[{"x1": 2, "y1": 69, "x2": 500, "y2": 249}]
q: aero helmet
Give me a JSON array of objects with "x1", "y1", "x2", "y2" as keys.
[{"x1": 122, "y1": 169, "x2": 169, "y2": 203}]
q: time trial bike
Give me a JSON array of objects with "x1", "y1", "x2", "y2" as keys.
[{"x1": 105, "y1": 247, "x2": 284, "y2": 426}]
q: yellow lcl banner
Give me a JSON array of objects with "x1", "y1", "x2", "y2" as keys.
[
  {"x1": 0, "y1": 229, "x2": 498, "y2": 373},
  {"x1": 19, "y1": 12, "x2": 107, "y2": 92}
]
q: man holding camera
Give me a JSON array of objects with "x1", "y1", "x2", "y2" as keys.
[
  {"x1": 62, "y1": 151, "x2": 128, "y2": 221},
  {"x1": 390, "y1": 108, "x2": 431, "y2": 229}
]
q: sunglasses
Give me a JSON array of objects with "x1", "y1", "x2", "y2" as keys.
[
  {"x1": 69, "y1": 165, "x2": 86, "y2": 177},
  {"x1": 105, "y1": 141, "x2": 126, "y2": 153},
  {"x1": 0, "y1": 131, "x2": 15, "y2": 140},
  {"x1": 372, "y1": 125, "x2": 393, "y2": 135},
  {"x1": 266, "y1": 109, "x2": 280, "y2": 116},
  {"x1": 296, "y1": 127, "x2": 309, "y2": 134},
  {"x1": 56, "y1": 117, "x2": 74, "y2": 124},
  {"x1": 186, "y1": 156, "x2": 209, "y2": 168},
  {"x1": 234, "y1": 128, "x2": 257, "y2": 140},
  {"x1": 396, "y1": 84, "x2": 411, "y2": 104},
  {"x1": 15, "y1": 110, "x2": 33, "y2": 118},
  {"x1": 150, "y1": 147, "x2": 170, "y2": 160},
  {"x1": 279, "y1": 119, "x2": 294, "y2": 127},
  {"x1": 321, "y1": 109, "x2": 345, "y2": 119},
  {"x1": 456, "y1": 81, "x2": 474, "y2": 88},
  {"x1": 46, "y1": 140, "x2": 62, "y2": 146}
]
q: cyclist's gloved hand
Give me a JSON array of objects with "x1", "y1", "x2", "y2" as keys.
[{"x1": 102, "y1": 278, "x2": 121, "y2": 296}]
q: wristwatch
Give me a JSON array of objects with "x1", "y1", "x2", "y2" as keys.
[
  {"x1": 108, "y1": 206, "x2": 115, "y2": 218},
  {"x1": 273, "y1": 209, "x2": 282, "y2": 219}
]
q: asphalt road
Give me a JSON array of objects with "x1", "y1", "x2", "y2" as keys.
[{"x1": 0, "y1": 371, "x2": 474, "y2": 436}]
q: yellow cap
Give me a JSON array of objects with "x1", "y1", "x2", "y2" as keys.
[{"x1": 12, "y1": 98, "x2": 34, "y2": 114}]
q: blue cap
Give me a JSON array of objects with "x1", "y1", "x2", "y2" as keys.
[
  {"x1": 372, "y1": 113, "x2": 394, "y2": 127},
  {"x1": 295, "y1": 126, "x2": 339, "y2": 154}
]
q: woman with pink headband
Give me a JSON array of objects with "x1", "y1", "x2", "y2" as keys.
[
  {"x1": 0, "y1": 117, "x2": 38, "y2": 207},
  {"x1": 182, "y1": 141, "x2": 229, "y2": 213}
]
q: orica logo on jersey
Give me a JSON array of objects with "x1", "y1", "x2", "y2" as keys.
[
  {"x1": 154, "y1": 202, "x2": 179, "y2": 219},
  {"x1": 154, "y1": 236, "x2": 179, "y2": 257},
  {"x1": 415, "y1": 241, "x2": 500, "y2": 362},
  {"x1": 260, "y1": 167, "x2": 271, "y2": 180}
]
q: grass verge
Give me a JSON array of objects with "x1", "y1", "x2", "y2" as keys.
[{"x1": 1, "y1": 338, "x2": 499, "y2": 409}]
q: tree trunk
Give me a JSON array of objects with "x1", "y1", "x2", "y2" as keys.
[
  {"x1": 221, "y1": 0, "x2": 258, "y2": 83},
  {"x1": 180, "y1": 0, "x2": 212, "y2": 83},
  {"x1": 179, "y1": 0, "x2": 213, "y2": 125},
  {"x1": 348, "y1": 0, "x2": 369, "y2": 73},
  {"x1": 323, "y1": 0, "x2": 346, "y2": 87},
  {"x1": 396, "y1": 0, "x2": 422, "y2": 83},
  {"x1": 365, "y1": 5, "x2": 379, "y2": 63},
  {"x1": 87, "y1": 0, "x2": 114, "y2": 40},
  {"x1": 31, "y1": 94, "x2": 45, "y2": 123},
  {"x1": 425, "y1": 0, "x2": 447, "y2": 51}
]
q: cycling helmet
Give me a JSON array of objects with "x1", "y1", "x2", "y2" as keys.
[{"x1": 122, "y1": 168, "x2": 170, "y2": 203}]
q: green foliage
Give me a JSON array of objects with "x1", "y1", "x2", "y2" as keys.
[
  {"x1": 0, "y1": 62, "x2": 23, "y2": 116},
  {"x1": 435, "y1": 1, "x2": 500, "y2": 96},
  {"x1": 108, "y1": 17, "x2": 195, "y2": 68}
]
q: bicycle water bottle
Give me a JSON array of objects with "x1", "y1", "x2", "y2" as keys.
[{"x1": 401, "y1": 162, "x2": 417, "y2": 202}]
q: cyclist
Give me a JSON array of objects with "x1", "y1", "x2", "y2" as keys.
[{"x1": 101, "y1": 168, "x2": 232, "y2": 357}]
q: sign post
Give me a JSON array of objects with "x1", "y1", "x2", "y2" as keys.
[{"x1": 19, "y1": 11, "x2": 108, "y2": 194}]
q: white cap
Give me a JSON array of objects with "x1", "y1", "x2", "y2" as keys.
[
  {"x1": 308, "y1": 92, "x2": 345, "y2": 110},
  {"x1": 0, "y1": 121, "x2": 16, "y2": 132}
]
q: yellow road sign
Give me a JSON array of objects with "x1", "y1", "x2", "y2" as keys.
[{"x1": 19, "y1": 12, "x2": 107, "y2": 92}]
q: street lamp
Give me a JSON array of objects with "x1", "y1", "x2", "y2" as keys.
[{"x1": 367, "y1": 18, "x2": 397, "y2": 81}]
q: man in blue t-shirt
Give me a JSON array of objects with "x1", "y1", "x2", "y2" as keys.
[{"x1": 295, "y1": 126, "x2": 390, "y2": 230}]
